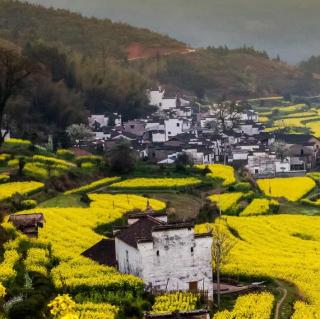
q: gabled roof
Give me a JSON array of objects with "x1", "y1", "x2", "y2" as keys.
[{"x1": 116, "y1": 216, "x2": 165, "y2": 248}]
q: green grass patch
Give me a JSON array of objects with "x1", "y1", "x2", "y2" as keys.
[{"x1": 38, "y1": 194, "x2": 87, "y2": 208}]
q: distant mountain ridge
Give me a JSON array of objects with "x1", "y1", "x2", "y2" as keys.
[
  {"x1": 0, "y1": 0, "x2": 185, "y2": 60},
  {"x1": 0, "y1": 0, "x2": 319, "y2": 100}
]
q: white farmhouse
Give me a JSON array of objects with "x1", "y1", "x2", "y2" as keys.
[
  {"x1": 115, "y1": 214, "x2": 213, "y2": 297},
  {"x1": 83, "y1": 212, "x2": 213, "y2": 299},
  {"x1": 88, "y1": 114, "x2": 109, "y2": 129},
  {"x1": 148, "y1": 87, "x2": 177, "y2": 110}
]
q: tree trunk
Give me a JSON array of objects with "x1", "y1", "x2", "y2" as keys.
[{"x1": 217, "y1": 263, "x2": 221, "y2": 309}]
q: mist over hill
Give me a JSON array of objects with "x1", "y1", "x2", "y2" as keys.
[{"x1": 23, "y1": 0, "x2": 320, "y2": 63}]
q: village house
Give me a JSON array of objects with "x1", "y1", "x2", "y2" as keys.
[
  {"x1": 246, "y1": 150, "x2": 306, "y2": 177},
  {"x1": 83, "y1": 211, "x2": 213, "y2": 299},
  {"x1": 9, "y1": 213, "x2": 45, "y2": 238},
  {"x1": 148, "y1": 87, "x2": 178, "y2": 110},
  {"x1": 269, "y1": 134, "x2": 320, "y2": 170}
]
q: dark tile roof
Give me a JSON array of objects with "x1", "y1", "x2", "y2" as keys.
[
  {"x1": 273, "y1": 133, "x2": 319, "y2": 145},
  {"x1": 127, "y1": 211, "x2": 168, "y2": 219},
  {"x1": 152, "y1": 221, "x2": 194, "y2": 232},
  {"x1": 116, "y1": 216, "x2": 164, "y2": 248},
  {"x1": 9, "y1": 213, "x2": 45, "y2": 228},
  {"x1": 81, "y1": 239, "x2": 117, "y2": 267}
]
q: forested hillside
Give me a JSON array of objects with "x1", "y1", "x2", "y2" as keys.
[
  {"x1": 136, "y1": 46, "x2": 320, "y2": 99},
  {"x1": 0, "y1": 0, "x2": 185, "y2": 59}
]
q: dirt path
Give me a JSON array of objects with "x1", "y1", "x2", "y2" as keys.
[{"x1": 274, "y1": 280, "x2": 288, "y2": 319}]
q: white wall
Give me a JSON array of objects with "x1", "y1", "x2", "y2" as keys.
[
  {"x1": 275, "y1": 159, "x2": 290, "y2": 172},
  {"x1": 165, "y1": 119, "x2": 183, "y2": 140},
  {"x1": 88, "y1": 115, "x2": 109, "y2": 128},
  {"x1": 152, "y1": 132, "x2": 166, "y2": 143},
  {"x1": 138, "y1": 228, "x2": 213, "y2": 298},
  {"x1": 161, "y1": 98, "x2": 177, "y2": 110},
  {"x1": 149, "y1": 90, "x2": 165, "y2": 107},
  {"x1": 115, "y1": 238, "x2": 142, "y2": 277}
]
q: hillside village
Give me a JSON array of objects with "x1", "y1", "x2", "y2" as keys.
[{"x1": 87, "y1": 88, "x2": 320, "y2": 178}]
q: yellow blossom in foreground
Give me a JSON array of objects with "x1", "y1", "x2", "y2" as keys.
[
  {"x1": 48, "y1": 294, "x2": 77, "y2": 318},
  {"x1": 0, "y1": 282, "x2": 6, "y2": 298},
  {"x1": 152, "y1": 292, "x2": 199, "y2": 314},
  {"x1": 213, "y1": 292, "x2": 274, "y2": 319},
  {"x1": 257, "y1": 177, "x2": 315, "y2": 201}
]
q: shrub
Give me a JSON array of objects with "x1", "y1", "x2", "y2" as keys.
[
  {"x1": 0, "y1": 174, "x2": 10, "y2": 183},
  {"x1": 7, "y1": 159, "x2": 18, "y2": 167},
  {"x1": 57, "y1": 149, "x2": 75, "y2": 161},
  {"x1": 23, "y1": 163, "x2": 49, "y2": 181},
  {"x1": 33, "y1": 155, "x2": 75, "y2": 169},
  {"x1": 81, "y1": 162, "x2": 95, "y2": 169},
  {"x1": 232, "y1": 182, "x2": 251, "y2": 192},
  {"x1": 2, "y1": 138, "x2": 32, "y2": 155},
  {"x1": 20, "y1": 199, "x2": 37, "y2": 210},
  {"x1": 75, "y1": 155, "x2": 102, "y2": 166}
]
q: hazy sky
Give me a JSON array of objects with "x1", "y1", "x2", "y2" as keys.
[{"x1": 23, "y1": 0, "x2": 320, "y2": 63}]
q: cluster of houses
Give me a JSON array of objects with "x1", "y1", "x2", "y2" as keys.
[{"x1": 88, "y1": 86, "x2": 320, "y2": 177}]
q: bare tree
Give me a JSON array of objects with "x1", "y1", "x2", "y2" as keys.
[
  {"x1": 213, "y1": 101, "x2": 244, "y2": 131},
  {"x1": 270, "y1": 140, "x2": 289, "y2": 160},
  {"x1": 66, "y1": 123, "x2": 94, "y2": 147},
  {"x1": 210, "y1": 221, "x2": 235, "y2": 309},
  {"x1": 0, "y1": 47, "x2": 32, "y2": 144}
]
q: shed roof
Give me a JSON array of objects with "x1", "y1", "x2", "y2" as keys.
[
  {"x1": 9, "y1": 213, "x2": 45, "y2": 227},
  {"x1": 81, "y1": 239, "x2": 117, "y2": 267}
]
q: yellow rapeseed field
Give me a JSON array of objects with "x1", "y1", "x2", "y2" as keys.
[
  {"x1": 88, "y1": 194, "x2": 166, "y2": 211},
  {"x1": 196, "y1": 215, "x2": 320, "y2": 317},
  {"x1": 196, "y1": 164, "x2": 236, "y2": 186},
  {"x1": 109, "y1": 177, "x2": 202, "y2": 189},
  {"x1": 240, "y1": 198, "x2": 278, "y2": 216},
  {"x1": 0, "y1": 181, "x2": 44, "y2": 202},
  {"x1": 152, "y1": 292, "x2": 199, "y2": 314},
  {"x1": 13, "y1": 194, "x2": 165, "y2": 292},
  {"x1": 306, "y1": 121, "x2": 320, "y2": 138},
  {"x1": 208, "y1": 192, "x2": 243, "y2": 212},
  {"x1": 213, "y1": 292, "x2": 274, "y2": 319},
  {"x1": 257, "y1": 177, "x2": 315, "y2": 201}
]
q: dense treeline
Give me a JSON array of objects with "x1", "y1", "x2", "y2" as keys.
[{"x1": 300, "y1": 56, "x2": 320, "y2": 75}]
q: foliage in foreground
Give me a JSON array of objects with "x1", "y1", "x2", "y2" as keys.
[
  {"x1": 212, "y1": 292, "x2": 274, "y2": 319},
  {"x1": 151, "y1": 292, "x2": 200, "y2": 314}
]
